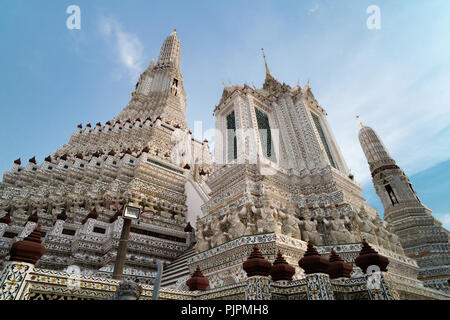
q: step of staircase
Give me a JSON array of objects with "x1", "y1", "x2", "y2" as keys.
[{"x1": 160, "y1": 247, "x2": 196, "y2": 288}]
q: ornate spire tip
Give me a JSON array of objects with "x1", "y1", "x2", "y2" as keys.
[
  {"x1": 261, "y1": 48, "x2": 271, "y2": 76},
  {"x1": 356, "y1": 116, "x2": 364, "y2": 128}
]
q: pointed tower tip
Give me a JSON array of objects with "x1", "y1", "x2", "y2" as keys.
[
  {"x1": 305, "y1": 79, "x2": 310, "y2": 89},
  {"x1": 261, "y1": 48, "x2": 271, "y2": 76},
  {"x1": 356, "y1": 116, "x2": 364, "y2": 128}
]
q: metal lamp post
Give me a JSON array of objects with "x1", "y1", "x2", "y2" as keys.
[{"x1": 112, "y1": 204, "x2": 141, "y2": 280}]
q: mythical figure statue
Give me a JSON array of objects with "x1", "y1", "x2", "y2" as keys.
[
  {"x1": 352, "y1": 208, "x2": 378, "y2": 245},
  {"x1": 278, "y1": 205, "x2": 301, "y2": 239},
  {"x1": 372, "y1": 216, "x2": 390, "y2": 250},
  {"x1": 385, "y1": 223, "x2": 404, "y2": 255},
  {"x1": 254, "y1": 199, "x2": 276, "y2": 233},
  {"x1": 171, "y1": 129, "x2": 192, "y2": 168},
  {"x1": 219, "y1": 212, "x2": 232, "y2": 243},
  {"x1": 323, "y1": 206, "x2": 355, "y2": 244},
  {"x1": 243, "y1": 203, "x2": 258, "y2": 235},
  {"x1": 209, "y1": 218, "x2": 221, "y2": 248},
  {"x1": 347, "y1": 209, "x2": 362, "y2": 242},
  {"x1": 227, "y1": 206, "x2": 247, "y2": 239},
  {"x1": 195, "y1": 218, "x2": 211, "y2": 252},
  {"x1": 298, "y1": 206, "x2": 323, "y2": 245}
]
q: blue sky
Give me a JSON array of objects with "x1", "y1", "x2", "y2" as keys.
[{"x1": 0, "y1": 1, "x2": 449, "y2": 228}]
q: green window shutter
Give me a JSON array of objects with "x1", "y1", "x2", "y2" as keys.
[
  {"x1": 311, "y1": 113, "x2": 336, "y2": 168},
  {"x1": 226, "y1": 111, "x2": 237, "y2": 162},
  {"x1": 255, "y1": 108, "x2": 277, "y2": 162}
]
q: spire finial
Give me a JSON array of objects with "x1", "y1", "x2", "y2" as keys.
[
  {"x1": 261, "y1": 48, "x2": 271, "y2": 76},
  {"x1": 356, "y1": 116, "x2": 364, "y2": 128}
]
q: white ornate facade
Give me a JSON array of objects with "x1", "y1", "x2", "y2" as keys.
[
  {"x1": 0, "y1": 30, "x2": 448, "y2": 299},
  {"x1": 0, "y1": 30, "x2": 212, "y2": 284}
]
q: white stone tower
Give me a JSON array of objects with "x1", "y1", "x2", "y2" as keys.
[
  {"x1": 359, "y1": 124, "x2": 450, "y2": 293},
  {"x1": 0, "y1": 30, "x2": 213, "y2": 283},
  {"x1": 118, "y1": 29, "x2": 187, "y2": 128},
  {"x1": 190, "y1": 51, "x2": 421, "y2": 288}
]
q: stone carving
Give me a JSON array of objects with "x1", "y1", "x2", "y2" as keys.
[
  {"x1": 171, "y1": 129, "x2": 192, "y2": 168},
  {"x1": 279, "y1": 205, "x2": 301, "y2": 239},
  {"x1": 351, "y1": 208, "x2": 378, "y2": 245},
  {"x1": 298, "y1": 207, "x2": 322, "y2": 245},
  {"x1": 348, "y1": 209, "x2": 362, "y2": 243},
  {"x1": 211, "y1": 213, "x2": 230, "y2": 247},
  {"x1": 372, "y1": 216, "x2": 391, "y2": 250},
  {"x1": 385, "y1": 223, "x2": 404, "y2": 255},
  {"x1": 254, "y1": 200, "x2": 276, "y2": 234},
  {"x1": 195, "y1": 218, "x2": 210, "y2": 252},
  {"x1": 243, "y1": 204, "x2": 258, "y2": 236},
  {"x1": 227, "y1": 206, "x2": 247, "y2": 240},
  {"x1": 323, "y1": 207, "x2": 355, "y2": 244}
]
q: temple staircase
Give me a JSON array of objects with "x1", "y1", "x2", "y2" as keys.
[{"x1": 160, "y1": 247, "x2": 196, "y2": 288}]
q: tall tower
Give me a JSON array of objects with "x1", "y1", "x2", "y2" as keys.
[
  {"x1": 0, "y1": 30, "x2": 213, "y2": 282},
  {"x1": 359, "y1": 124, "x2": 450, "y2": 293},
  {"x1": 118, "y1": 29, "x2": 187, "y2": 128}
]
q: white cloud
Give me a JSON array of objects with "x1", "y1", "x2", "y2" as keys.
[
  {"x1": 437, "y1": 213, "x2": 450, "y2": 230},
  {"x1": 318, "y1": 42, "x2": 450, "y2": 185},
  {"x1": 342, "y1": 71, "x2": 446, "y2": 184},
  {"x1": 308, "y1": 3, "x2": 319, "y2": 16},
  {"x1": 99, "y1": 16, "x2": 145, "y2": 83}
]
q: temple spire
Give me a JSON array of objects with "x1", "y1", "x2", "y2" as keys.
[
  {"x1": 356, "y1": 116, "x2": 364, "y2": 128},
  {"x1": 261, "y1": 48, "x2": 281, "y2": 91},
  {"x1": 261, "y1": 48, "x2": 271, "y2": 77},
  {"x1": 358, "y1": 124, "x2": 393, "y2": 166},
  {"x1": 157, "y1": 29, "x2": 181, "y2": 70}
]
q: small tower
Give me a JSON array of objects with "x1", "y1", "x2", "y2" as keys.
[
  {"x1": 359, "y1": 124, "x2": 450, "y2": 293},
  {"x1": 358, "y1": 125, "x2": 419, "y2": 212}
]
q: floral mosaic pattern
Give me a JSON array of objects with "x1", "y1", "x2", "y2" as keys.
[
  {"x1": 0, "y1": 262, "x2": 32, "y2": 300},
  {"x1": 245, "y1": 276, "x2": 271, "y2": 300},
  {"x1": 1, "y1": 261, "x2": 449, "y2": 300},
  {"x1": 305, "y1": 274, "x2": 334, "y2": 300}
]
